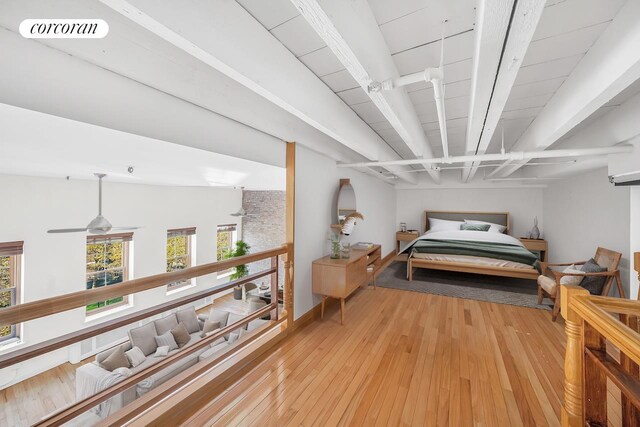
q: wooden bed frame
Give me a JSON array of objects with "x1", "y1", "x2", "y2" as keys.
[{"x1": 407, "y1": 210, "x2": 539, "y2": 281}]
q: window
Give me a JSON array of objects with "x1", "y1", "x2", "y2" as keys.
[
  {"x1": 86, "y1": 233, "x2": 132, "y2": 314},
  {"x1": 216, "y1": 224, "x2": 237, "y2": 277},
  {"x1": 0, "y1": 241, "x2": 23, "y2": 343},
  {"x1": 166, "y1": 227, "x2": 196, "y2": 291}
]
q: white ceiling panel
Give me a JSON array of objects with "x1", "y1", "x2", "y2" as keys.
[
  {"x1": 270, "y1": 14, "x2": 326, "y2": 57},
  {"x1": 532, "y1": 0, "x2": 625, "y2": 42},
  {"x1": 367, "y1": 0, "x2": 426, "y2": 25},
  {"x1": 485, "y1": 117, "x2": 534, "y2": 153},
  {"x1": 379, "y1": 2, "x2": 474, "y2": 54},
  {"x1": 401, "y1": 59, "x2": 473, "y2": 92},
  {"x1": 237, "y1": 0, "x2": 299, "y2": 30},
  {"x1": 514, "y1": 54, "x2": 584, "y2": 86},
  {"x1": 509, "y1": 77, "x2": 566, "y2": 99},
  {"x1": 504, "y1": 93, "x2": 554, "y2": 111},
  {"x1": 298, "y1": 46, "x2": 345, "y2": 77},
  {"x1": 321, "y1": 69, "x2": 359, "y2": 92},
  {"x1": 522, "y1": 22, "x2": 608, "y2": 67},
  {"x1": 351, "y1": 101, "x2": 386, "y2": 123},
  {"x1": 423, "y1": 116, "x2": 468, "y2": 132},
  {"x1": 392, "y1": 30, "x2": 474, "y2": 75},
  {"x1": 336, "y1": 87, "x2": 371, "y2": 105},
  {"x1": 408, "y1": 79, "x2": 471, "y2": 102}
]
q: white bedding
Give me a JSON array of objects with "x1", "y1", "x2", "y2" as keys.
[{"x1": 406, "y1": 229, "x2": 525, "y2": 249}]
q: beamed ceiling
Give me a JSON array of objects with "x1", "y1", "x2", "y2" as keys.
[{"x1": 1, "y1": 0, "x2": 640, "y2": 187}]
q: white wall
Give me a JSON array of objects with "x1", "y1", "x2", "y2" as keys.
[
  {"x1": 544, "y1": 168, "x2": 631, "y2": 297},
  {"x1": 0, "y1": 174, "x2": 243, "y2": 387},
  {"x1": 294, "y1": 146, "x2": 396, "y2": 319},
  {"x1": 395, "y1": 187, "x2": 544, "y2": 238}
]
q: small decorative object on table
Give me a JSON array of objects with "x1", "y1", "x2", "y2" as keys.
[
  {"x1": 341, "y1": 242, "x2": 351, "y2": 259},
  {"x1": 529, "y1": 216, "x2": 541, "y2": 239},
  {"x1": 400, "y1": 222, "x2": 407, "y2": 232},
  {"x1": 330, "y1": 234, "x2": 341, "y2": 259},
  {"x1": 341, "y1": 212, "x2": 364, "y2": 236}
]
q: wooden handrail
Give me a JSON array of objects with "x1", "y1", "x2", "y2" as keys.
[
  {"x1": 561, "y1": 284, "x2": 640, "y2": 426},
  {"x1": 0, "y1": 267, "x2": 275, "y2": 369},
  {"x1": 0, "y1": 245, "x2": 287, "y2": 326},
  {"x1": 35, "y1": 304, "x2": 275, "y2": 427}
]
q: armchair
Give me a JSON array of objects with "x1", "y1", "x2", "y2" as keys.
[{"x1": 537, "y1": 247, "x2": 624, "y2": 321}]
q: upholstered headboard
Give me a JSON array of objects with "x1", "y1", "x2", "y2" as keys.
[{"x1": 424, "y1": 210, "x2": 510, "y2": 234}]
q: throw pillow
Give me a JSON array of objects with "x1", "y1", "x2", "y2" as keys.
[
  {"x1": 200, "y1": 320, "x2": 221, "y2": 338},
  {"x1": 154, "y1": 331, "x2": 179, "y2": 351},
  {"x1": 207, "y1": 308, "x2": 230, "y2": 327},
  {"x1": 170, "y1": 322, "x2": 191, "y2": 348},
  {"x1": 99, "y1": 345, "x2": 131, "y2": 371},
  {"x1": 460, "y1": 223, "x2": 491, "y2": 232},
  {"x1": 128, "y1": 322, "x2": 159, "y2": 356},
  {"x1": 154, "y1": 314, "x2": 178, "y2": 336},
  {"x1": 579, "y1": 258, "x2": 608, "y2": 295},
  {"x1": 176, "y1": 307, "x2": 200, "y2": 334},
  {"x1": 559, "y1": 265, "x2": 584, "y2": 286},
  {"x1": 464, "y1": 219, "x2": 507, "y2": 234},
  {"x1": 228, "y1": 332, "x2": 239, "y2": 344},
  {"x1": 154, "y1": 345, "x2": 170, "y2": 357},
  {"x1": 428, "y1": 218, "x2": 464, "y2": 232},
  {"x1": 125, "y1": 346, "x2": 146, "y2": 368}
]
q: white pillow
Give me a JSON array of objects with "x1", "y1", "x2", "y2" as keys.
[
  {"x1": 560, "y1": 265, "x2": 584, "y2": 286},
  {"x1": 125, "y1": 346, "x2": 146, "y2": 367},
  {"x1": 428, "y1": 218, "x2": 464, "y2": 232},
  {"x1": 464, "y1": 219, "x2": 507, "y2": 234},
  {"x1": 154, "y1": 345, "x2": 170, "y2": 358}
]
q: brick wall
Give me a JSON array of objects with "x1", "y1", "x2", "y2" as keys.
[{"x1": 241, "y1": 190, "x2": 286, "y2": 287}]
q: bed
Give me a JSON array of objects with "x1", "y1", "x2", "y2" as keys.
[{"x1": 402, "y1": 211, "x2": 541, "y2": 281}]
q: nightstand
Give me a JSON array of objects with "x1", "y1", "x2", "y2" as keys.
[
  {"x1": 519, "y1": 238, "x2": 548, "y2": 262},
  {"x1": 396, "y1": 231, "x2": 419, "y2": 253}
]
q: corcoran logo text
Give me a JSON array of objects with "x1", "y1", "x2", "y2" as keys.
[{"x1": 19, "y1": 19, "x2": 109, "y2": 39}]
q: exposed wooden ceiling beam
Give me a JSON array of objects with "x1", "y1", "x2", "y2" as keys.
[
  {"x1": 289, "y1": 0, "x2": 440, "y2": 183},
  {"x1": 498, "y1": 0, "x2": 640, "y2": 178},
  {"x1": 462, "y1": 0, "x2": 545, "y2": 182},
  {"x1": 99, "y1": 0, "x2": 417, "y2": 184}
]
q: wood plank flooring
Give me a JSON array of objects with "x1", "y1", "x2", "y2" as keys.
[{"x1": 184, "y1": 286, "x2": 569, "y2": 426}]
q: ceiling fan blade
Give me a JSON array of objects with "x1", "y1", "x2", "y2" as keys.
[
  {"x1": 47, "y1": 228, "x2": 89, "y2": 234},
  {"x1": 110, "y1": 226, "x2": 141, "y2": 231}
]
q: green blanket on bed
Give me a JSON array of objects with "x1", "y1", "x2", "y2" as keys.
[{"x1": 406, "y1": 239, "x2": 541, "y2": 272}]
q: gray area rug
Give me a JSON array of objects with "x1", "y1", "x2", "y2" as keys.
[{"x1": 377, "y1": 262, "x2": 551, "y2": 311}]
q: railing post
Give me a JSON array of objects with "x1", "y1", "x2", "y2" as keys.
[
  {"x1": 560, "y1": 284, "x2": 590, "y2": 427},
  {"x1": 270, "y1": 255, "x2": 278, "y2": 321},
  {"x1": 282, "y1": 243, "x2": 294, "y2": 329}
]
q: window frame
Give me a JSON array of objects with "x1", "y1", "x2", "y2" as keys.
[
  {"x1": 85, "y1": 233, "x2": 132, "y2": 316},
  {"x1": 166, "y1": 227, "x2": 196, "y2": 293},
  {"x1": 216, "y1": 224, "x2": 237, "y2": 279},
  {"x1": 0, "y1": 241, "x2": 23, "y2": 345}
]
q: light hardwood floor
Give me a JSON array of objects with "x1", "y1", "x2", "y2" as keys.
[{"x1": 184, "y1": 286, "x2": 569, "y2": 426}]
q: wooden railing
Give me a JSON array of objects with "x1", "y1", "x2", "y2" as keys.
[
  {"x1": 561, "y1": 255, "x2": 640, "y2": 427},
  {"x1": 0, "y1": 243, "x2": 293, "y2": 426}
]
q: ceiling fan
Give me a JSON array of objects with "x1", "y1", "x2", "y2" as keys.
[
  {"x1": 230, "y1": 207, "x2": 256, "y2": 217},
  {"x1": 48, "y1": 173, "x2": 141, "y2": 235}
]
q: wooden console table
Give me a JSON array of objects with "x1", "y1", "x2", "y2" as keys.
[{"x1": 312, "y1": 244, "x2": 381, "y2": 324}]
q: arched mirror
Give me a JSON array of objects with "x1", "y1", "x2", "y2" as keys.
[{"x1": 337, "y1": 178, "x2": 356, "y2": 224}]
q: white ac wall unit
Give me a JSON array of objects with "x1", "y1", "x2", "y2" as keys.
[{"x1": 608, "y1": 136, "x2": 640, "y2": 186}]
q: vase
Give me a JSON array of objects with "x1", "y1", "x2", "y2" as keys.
[
  {"x1": 330, "y1": 237, "x2": 341, "y2": 259},
  {"x1": 530, "y1": 217, "x2": 540, "y2": 240}
]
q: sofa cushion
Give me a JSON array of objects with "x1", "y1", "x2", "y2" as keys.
[
  {"x1": 202, "y1": 328, "x2": 226, "y2": 346},
  {"x1": 247, "y1": 319, "x2": 268, "y2": 332},
  {"x1": 580, "y1": 258, "x2": 608, "y2": 295},
  {"x1": 137, "y1": 351, "x2": 200, "y2": 396},
  {"x1": 171, "y1": 323, "x2": 191, "y2": 348},
  {"x1": 155, "y1": 331, "x2": 178, "y2": 351},
  {"x1": 125, "y1": 346, "x2": 146, "y2": 368},
  {"x1": 128, "y1": 322, "x2": 159, "y2": 356},
  {"x1": 96, "y1": 342, "x2": 132, "y2": 365},
  {"x1": 199, "y1": 342, "x2": 229, "y2": 361},
  {"x1": 154, "y1": 314, "x2": 178, "y2": 335},
  {"x1": 538, "y1": 275, "x2": 557, "y2": 296},
  {"x1": 176, "y1": 307, "x2": 200, "y2": 334},
  {"x1": 207, "y1": 308, "x2": 230, "y2": 327},
  {"x1": 200, "y1": 320, "x2": 221, "y2": 338},
  {"x1": 99, "y1": 345, "x2": 130, "y2": 371},
  {"x1": 154, "y1": 345, "x2": 170, "y2": 357},
  {"x1": 225, "y1": 312, "x2": 247, "y2": 339}
]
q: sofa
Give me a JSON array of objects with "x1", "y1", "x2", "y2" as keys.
[{"x1": 76, "y1": 306, "x2": 268, "y2": 418}]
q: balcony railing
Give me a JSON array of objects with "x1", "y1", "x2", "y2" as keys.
[
  {"x1": 560, "y1": 252, "x2": 640, "y2": 427},
  {"x1": 0, "y1": 243, "x2": 293, "y2": 426}
]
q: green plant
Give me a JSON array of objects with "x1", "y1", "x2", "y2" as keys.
[{"x1": 224, "y1": 240, "x2": 251, "y2": 280}]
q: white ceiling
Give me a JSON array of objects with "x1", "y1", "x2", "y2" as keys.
[
  {"x1": 0, "y1": 0, "x2": 638, "y2": 187},
  {"x1": 0, "y1": 103, "x2": 286, "y2": 190}
]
